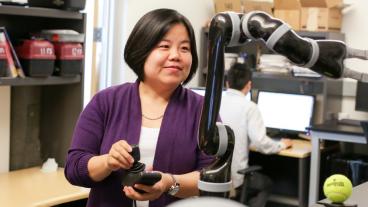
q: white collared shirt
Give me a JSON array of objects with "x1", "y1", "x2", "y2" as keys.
[{"x1": 219, "y1": 88, "x2": 286, "y2": 188}]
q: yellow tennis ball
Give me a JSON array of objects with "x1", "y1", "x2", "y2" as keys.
[{"x1": 323, "y1": 174, "x2": 352, "y2": 203}]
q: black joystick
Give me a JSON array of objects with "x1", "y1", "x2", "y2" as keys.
[{"x1": 121, "y1": 145, "x2": 162, "y2": 193}]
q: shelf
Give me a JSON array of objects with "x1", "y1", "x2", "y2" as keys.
[
  {"x1": 0, "y1": 5, "x2": 83, "y2": 19},
  {"x1": 252, "y1": 72, "x2": 326, "y2": 95},
  {"x1": 0, "y1": 75, "x2": 81, "y2": 86},
  {"x1": 253, "y1": 71, "x2": 324, "y2": 82}
]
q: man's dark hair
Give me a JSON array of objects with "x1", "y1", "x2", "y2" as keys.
[
  {"x1": 227, "y1": 63, "x2": 252, "y2": 90},
  {"x1": 124, "y1": 8, "x2": 198, "y2": 84}
]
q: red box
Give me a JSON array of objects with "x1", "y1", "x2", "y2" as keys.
[
  {"x1": 28, "y1": 0, "x2": 86, "y2": 11},
  {"x1": 16, "y1": 40, "x2": 55, "y2": 77},
  {"x1": 53, "y1": 43, "x2": 84, "y2": 76},
  {"x1": 0, "y1": 42, "x2": 8, "y2": 77}
]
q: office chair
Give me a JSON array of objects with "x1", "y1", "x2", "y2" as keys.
[
  {"x1": 360, "y1": 121, "x2": 368, "y2": 142},
  {"x1": 237, "y1": 165, "x2": 263, "y2": 205}
]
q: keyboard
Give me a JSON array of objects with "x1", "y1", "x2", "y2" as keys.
[
  {"x1": 267, "y1": 130, "x2": 299, "y2": 139},
  {"x1": 271, "y1": 137, "x2": 281, "y2": 142}
]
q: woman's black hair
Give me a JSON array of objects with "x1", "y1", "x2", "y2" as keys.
[{"x1": 124, "y1": 8, "x2": 198, "y2": 84}]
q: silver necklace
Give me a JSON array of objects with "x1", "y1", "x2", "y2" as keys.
[{"x1": 142, "y1": 113, "x2": 164, "y2": 120}]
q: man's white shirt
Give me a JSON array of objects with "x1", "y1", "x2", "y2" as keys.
[{"x1": 219, "y1": 88, "x2": 286, "y2": 188}]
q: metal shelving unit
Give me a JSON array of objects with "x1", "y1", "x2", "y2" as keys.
[
  {"x1": 0, "y1": 75, "x2": 81, "y2": 86},
  {"x1": 0, "y1": 5, "x2": 83, "y2": 19},
  {"x1": 0, "y1": 5, "x2": 86, "y2": 171}
]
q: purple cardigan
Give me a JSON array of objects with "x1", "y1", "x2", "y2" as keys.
[{"x1": 64, "y1": 81, "x2": 214, "y2": 207}]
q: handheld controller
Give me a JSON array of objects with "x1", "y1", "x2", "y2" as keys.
[{"x1": 121, "y1": 145, "x2": 162, "y2": 193}]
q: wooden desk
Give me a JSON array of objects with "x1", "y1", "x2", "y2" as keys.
[
  {"x1": 308, "y1": 122, "x2": 367, "y2": 206},
  {"x1": 310, "y1": 181, "x2": 368, "y2": 207},
  {"x1": 277, "y1": 139, "x2": 311, "y2": 158},
  {"x1": 0, "y1": 167, "x2": 89, "y2": 207},
  {"x1": 251, "y1": 139, "x2": 311, "y2": 207},
  {"x1": 251, "y1": 139, "x2": 311, "y2": 158}
]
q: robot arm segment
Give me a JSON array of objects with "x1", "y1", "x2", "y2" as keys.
[
  {"x1": 241, "y1": 11, "x2": 346, "y2": 78},
  {"x1": 198, "y1": 12, "x2": 238, "y2": 155},
  {"x1": 347, "y1": 47, "x2": 368, "y2": 60},
  {"x1": 197, "y1": 12, "x2": 237, "y2": 197},
  {"x1": 344, "y1": 47, "x2": 368, "y2": 82},
  {"x1": 241, "y1": 11, "x2": 368, "y2": 82}
]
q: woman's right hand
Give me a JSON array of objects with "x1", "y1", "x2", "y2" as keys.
[{"x1": 106, "y1": 140, "x2": 134, "y2": 171}]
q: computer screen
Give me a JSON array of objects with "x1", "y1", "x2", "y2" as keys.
[
  {"x1": 190, "y1": 87, "x2": 251, "y2": 101},
  {"x1": 355, "y1": 81, "x2": 368, "y2": 112},
  {"x1": 257, "y1": 91, "x2": 315, "y2": 133}
]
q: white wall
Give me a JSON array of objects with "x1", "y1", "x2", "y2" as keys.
[
  {"x1": 82, "y1": 0, "x2": 95, "y2": 105},
  {"x1": 340, "y1": 0, "x2": 368, "y2": 120},
  {"x1": 110, "y1": 0, "x2": 215, "y2": 87}
]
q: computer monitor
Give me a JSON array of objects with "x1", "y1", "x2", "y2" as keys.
[
  {"x1": 190, "y1": 87, "x2": 251, "y2": 101},
  {"x1": 257, "y1": 91, "x2": 315, "y2": 133},
  {"x1": 355, "y1": 81, "x2": 368, "y2": 112}
]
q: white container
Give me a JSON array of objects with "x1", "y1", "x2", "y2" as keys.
[
  {"x1": 224, "y1": 53, "x2": 238, "y2": 71},
  {"x1": 41, "y1": 158, "x2": 58, "y2": 173}
]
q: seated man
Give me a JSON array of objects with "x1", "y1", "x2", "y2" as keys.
[{"x1": 219, "y1": 63, "x2": 292, "y2": 207}]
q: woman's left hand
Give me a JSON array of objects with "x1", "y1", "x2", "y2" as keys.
[{"x1": 123, "y1": 173, "x2": 172, "y2": 201}]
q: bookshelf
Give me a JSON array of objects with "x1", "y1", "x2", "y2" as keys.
[{"x1": 0, "y1": 5, "x2": 86, "y2": 172}]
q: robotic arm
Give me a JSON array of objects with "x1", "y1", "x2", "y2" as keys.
[{"x1": 198, "y1": 11, "x2": 368, "y2": 197}]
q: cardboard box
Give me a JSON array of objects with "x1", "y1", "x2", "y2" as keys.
[
  {"x1": 243, "y1": 0, "x2": 273, "y2": 15},
  {"x1": 274, "y1": 0, "x2": 301, "y2": 30},
  {"x1": 300, "y1": 0, "x2": 342, "y2": 31},
  {"x1": 213, "y1": 0, "x2": 242, "y2": 13}
]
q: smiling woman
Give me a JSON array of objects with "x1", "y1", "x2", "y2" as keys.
[
  {"x1": 64, "y1": 8, "x2": 213, "y2": 207},
  {"x1": 142, "y1": 23, "x2": 192, "y2": 87},
  {"x1": 124, "y1": 9, "x2": 198, "y2": 85}
]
